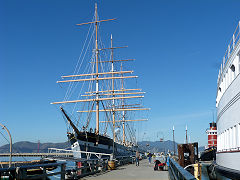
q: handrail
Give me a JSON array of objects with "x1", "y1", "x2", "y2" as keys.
[
  {"x1": 0, "y1": 155, "x2": 136, "y2": 179},
  {"x1": 65, "y1": 155, "x2": 135, "y2": 179},
  {"x1": 0, "y1": 162, "x2": 66, "y2": 179},
  {"x1": 168, "y1": 158, "x2": 196, "y2": 180},
  {"x1": 218, "y1": 21, "x2": 240, "y2": 85},
  {"x1": 48, "y1": 148, "x2": 112, "y2": 159}
]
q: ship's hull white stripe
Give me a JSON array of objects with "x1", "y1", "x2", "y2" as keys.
[
  {"x1": 217, "y1": 88, "x2": 240, "y2": 121},
  {"x1": 216, "y1": 152, "x2": 240, "y2": 171}
]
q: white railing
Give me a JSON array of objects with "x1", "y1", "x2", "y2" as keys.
[
  {"x1": 218, "y1": 21, "x2": 240, "y2": 84},
  {"x1": 217, "y1": 146, "x2": 240, "y2": 153},
  {"x1": 48, "y1": 148, "x2": 112, "y2": 160},
  {"x1": 223, "y1": 21, "x2": 240, "y2": 65}
]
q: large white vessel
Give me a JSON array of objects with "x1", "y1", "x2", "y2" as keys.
[{"x1": 216, "y1": 21, "x2": 240, "y2": 179}]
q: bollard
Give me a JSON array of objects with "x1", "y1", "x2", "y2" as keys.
[
  {"x1": 193, "y1": 163, "x2": 202, "y2": 180},
  {"x1": 76, "y1": 161, "x2": 82, "y2": 175},
  {"x1": 61, "y1": 163, "x2": 66, "y2": 180},
  {"x1": 108, "y1": 160, "x2": 115, "y2": 170}
]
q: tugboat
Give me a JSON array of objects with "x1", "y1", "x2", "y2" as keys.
[{"x1": 200, "y1": 122, "x2": 217, "y2": 161}]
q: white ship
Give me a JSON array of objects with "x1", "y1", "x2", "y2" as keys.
[{"x1": 216, "y1": 21, "x2": 240, "y2": 179}]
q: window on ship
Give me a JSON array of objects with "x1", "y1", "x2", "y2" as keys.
[{"x1": 230, "y1": 64, "x2": 235, "y2": 72}]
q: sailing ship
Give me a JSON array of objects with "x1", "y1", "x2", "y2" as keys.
[
  {"x1": 215, "y1": 21, "x2": 240, "y2": 179},
  {"x1": 51, "y1": 4, "x2": 149, "y2": 158}
]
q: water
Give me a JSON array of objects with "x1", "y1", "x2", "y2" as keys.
[{"x1": 0, "y1": 156, "x2": 41, "y2": 162}]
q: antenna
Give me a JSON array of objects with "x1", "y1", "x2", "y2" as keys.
[
  {"x1": 185, "y1": 125, "x2": 188, "y2": 144},
  {"x1": 173, "y1": 125, "x2": 175, "y2": 156}
]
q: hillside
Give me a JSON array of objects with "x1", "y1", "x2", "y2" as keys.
[
  {"x1": 138, "y1": 140, "x2": 178, "y2": 153},
  {"x1": 0, "y1": 141, "x2": 71, "y2": 153},
  {"x1": 0, "y1": 140, "x2": 204, "y2": 153}
]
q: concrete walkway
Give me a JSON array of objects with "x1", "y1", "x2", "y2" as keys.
[{"x1": 82, "y1": 159, "x2": 169, "y2": 180}]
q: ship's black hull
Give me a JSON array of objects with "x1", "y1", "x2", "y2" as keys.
[
  {"x1": 216, "y1": 164, "x2": 240, "y2": 180},
  {"x1": 200, "y1": 147, "x2": 216, "y2": 161},
  {"x1": 68, "y1": 132, "x2": 135, "y2": 159}
]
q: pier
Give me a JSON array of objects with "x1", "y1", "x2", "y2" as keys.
[
  {"x1": 0, "y1": 153, "x2": 198, "y2": 179},
  {"x1": 81, "y1": 159, "x2": 168, "y2": 180}
]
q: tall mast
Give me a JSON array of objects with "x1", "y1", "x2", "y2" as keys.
[
  {"x1": 111, "y1": 34, "x2": 116, "y2": 142},
  {"x1": 173, "y1": 125, "x2": 175, "y2": 156},
  {"x1": 185, "y1": 125, "x2": 188, "y2": 144},
  {"x1": 95, "y1": 3, "x2": 99, "y2": 135},
  {"x1": 121, "y1": 63, "x2": 126, "y2": 145},
  {"x1": 51, "y1": 6, "x2": 149, "y2": 141},
  {"x1": 52, "y1": 4, "x2": 119, "y2": 136}
]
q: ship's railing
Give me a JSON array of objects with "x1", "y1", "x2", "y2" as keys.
[
  {"x1": 168, "y1": 158, "x2": 196, "y2": 180},
  {"x1": 65, "y1": 155, "x2": 135, "y2": 179},
  {"x1": 48, "y1": 148, "x2": 112, "y2": 159},
  {"x1": 223, "y1": 21, "x2": 240, "y2": 65},
  {"x1": 47, "y1": 154, "x2": 134, "y2": 179},
  {"x1": 218, "y1": 21, "x2": 240, "y2": 84},
  {"x1": 217, "y1": 146, "x2": 240, "y2": 153},
  {"x1": 0, "y1": 162, "x2": 66, "y2": 179}
]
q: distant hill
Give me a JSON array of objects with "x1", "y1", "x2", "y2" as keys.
[
  {"x1": 138, "y1": 140, "x2": 178, "y2": 153},
  {"x1": 0, "y1": 141, "x2": 71, "y2": 153},
  {"x1": 0, "y1": 140, "x2": 205, "y2": 153},
  {"x1": 138, "y1": 140, "x2": 205, "y2": 153}
]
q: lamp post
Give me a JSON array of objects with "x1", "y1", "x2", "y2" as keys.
[{"x1": 0, "y1": 123, "x2": 12, "y2": 167}]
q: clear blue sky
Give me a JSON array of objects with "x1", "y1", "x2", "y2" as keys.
[{"x1": 1, "y1": 0, "x2": 239, "y2": 147}]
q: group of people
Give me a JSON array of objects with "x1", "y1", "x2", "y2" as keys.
[
  {"x1": 135, "y1": 151, "x2": 169, "y2": 171},
  {"x1": 135, "y1": 151, "x2": 153, "y2": 166}
]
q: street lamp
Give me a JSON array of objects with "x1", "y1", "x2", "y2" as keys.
[{"x1": 0, "y1": 123, "x2": 12, "y2": 167}]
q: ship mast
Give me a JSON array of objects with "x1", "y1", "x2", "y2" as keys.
[
  {"x1": 121, "y1": 63, "x2": 126, "y2": 145},
  {"x1": 111, "y1": 34, "x2": 116, "y2": 142},
  {"x1": 95, "y1": 3, "x2": 100, "y2": 135},
  {"x1": 51, "y1": 4, "x2": 150, "y2": 143}
]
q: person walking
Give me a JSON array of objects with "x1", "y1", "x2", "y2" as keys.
[
  {"x1": 136, "y1": 151, "x2": 140, "y2": 166},
  {"x1": 148, "y1": 152, "x2": 152, "y2": 164}
]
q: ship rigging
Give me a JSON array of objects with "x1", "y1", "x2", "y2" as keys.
[{"x1": 51, "y1": 4, "x2": 149, "y2": 156}]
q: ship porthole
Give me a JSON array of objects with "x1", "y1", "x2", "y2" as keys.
[{"x1": 230, "y1": 64, "x2": 235, "y2": 72}]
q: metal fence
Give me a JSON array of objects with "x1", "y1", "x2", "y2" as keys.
[
  {"x1": 48, "y1": 147, "x2": 111, "y2": 159},
  {"x1": 0, "y1": 156, "x2": 135, "y2": 179},
  {"x1": 65, "y1": 155, "x2": 135, "y2": 179},
  {"x1": 168, "y1": 158, "x2": 196, "y2": 180},
  {"x1": 0, "y1": 162, "x2": 66, "y2": 179}
]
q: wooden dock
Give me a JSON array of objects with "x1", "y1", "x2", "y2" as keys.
[{"x1": 82, "y1": 159, "x2": 169, "y2": 180}]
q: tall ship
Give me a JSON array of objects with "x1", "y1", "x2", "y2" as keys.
[
  {"x1": 51, "y1": 4, "x2": 149, "y2": 158},
  {"x1": 215, "y1": 21, "x2": 240, "y2": 179}
]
